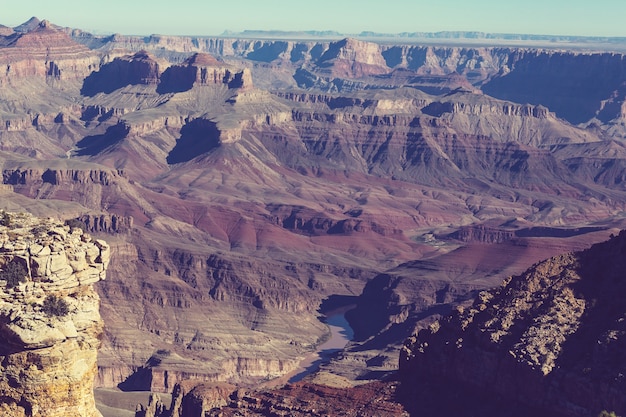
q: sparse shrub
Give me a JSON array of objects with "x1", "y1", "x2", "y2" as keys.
[
  {"x1": 42, "y1": 294, "x2": 70, "y2": 317},
  {"x1": 65, "y1": 218, "x2": 86, "y2": 232},
  {"x1": 0, "y1": 261, "x2": 28, "y2": 288},
  {"x1": 31, "y1": 225, "x2": 49, "y2": 235},
  {"x1": 599, "y1": 411, "x2": 620, "y2": 417},
  {"x1": 1, "y1": 211, "x2": 12, "y2": 227}
]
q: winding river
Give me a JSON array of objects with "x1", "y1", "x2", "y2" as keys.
[{"x1": 288, "y1": 310, "x2": 355, "y2": 383}]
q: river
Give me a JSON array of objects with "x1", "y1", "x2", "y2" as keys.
[{"x1": 288, "y1": 309, "x2": 354, "y2": 383}]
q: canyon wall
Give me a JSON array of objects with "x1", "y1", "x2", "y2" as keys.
[
  {"x1": 1, "y1": 18, "x2": 626, "y2": 398},
  {"x1": 71, "y1": 32, "x2": 626, "y2": 124},
  {"x1": 0, "y1": 212, "x2": 109, "y2": 416},
  {"x1": 399, "y1": 231, "x2": 626, "y2": 416}
]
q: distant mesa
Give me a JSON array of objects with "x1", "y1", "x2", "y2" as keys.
[
  {"x1": 157, "y1": 52, "x2": 252, "y2": 94},
  {"x1": 315, "y1": 37, "x2": 390, "y2": 78},
  {"x1": 80, "y1": 50, "x2": 251, "y2": 96},
  {"x1": 231, "y1": 29, "x2": 344, "y2": 38},
  {"x1": 7, "y1": 18, "x2": 79, "y2": 50},
  {"x1": 80, "y1": 50, "x2": 161, "y2": 96},
  {"x1": 185, "y1": 52, "x2": 222, "y2": 67}
]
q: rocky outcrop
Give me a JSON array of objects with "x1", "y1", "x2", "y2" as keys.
[
  {"x1": 0, "y1": 24, "x2": 13, "y2": 36},
  {"x1": 3, "y1": 168, "x2": 124, "y2": 186},
  {"x1": 449, "y1": 224, "x2": 516, "y2": 243},
  {"x1": 0, "y1": 211, "x2": 110, "y2": 417},
  {"x1": 136, "y1": 380, "x2": 406, "y2": 417},
  {"x1": 76, "y1": 214, "x2": 133, "y2": 234},
  {"x1": 422, "y1": 97, "x2": 551, "y2": 119},
  {"x1": 80, "y1": 50, "x2": 252, "y2": 96},
  {"x1": 400, "y1": 230, "x2": 626, "y2": 416}
]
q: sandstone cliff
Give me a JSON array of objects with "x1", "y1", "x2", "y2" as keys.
[
  {"x1": 0, "y1": 211, "x2": 110, "y2": 417},
  {"x1": 400, "y1": 230, "x2": 626, "y2": 416}
]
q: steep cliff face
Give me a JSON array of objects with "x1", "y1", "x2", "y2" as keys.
[
  {"x1": 271, "y1": 88, "x2": 600, "y2": 196},
  {"x1": 314, "y1": 38, "x2": 389, "y2": 78},
  {"x1": 400, "y1": 230, "x2": 626, "y2": 417},
  {"x1": 0, "y1": 212, "x2": 110, "y2": 417},
  {"x1": 483, "y1": 50, "x2": 626, "y2": 124}
]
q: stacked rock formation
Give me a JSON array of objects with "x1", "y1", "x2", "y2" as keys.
[{"x1": 0, "y1": 211, "x2": 109, "y2": 417}]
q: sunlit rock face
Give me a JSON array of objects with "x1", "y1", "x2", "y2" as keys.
[{"x1": 0, "y1": 212, "x2": 109, "y2": 417}]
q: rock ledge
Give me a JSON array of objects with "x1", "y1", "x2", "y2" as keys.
[{"x1": 0, "y1": 211, "x2": 109, "y2": 417}]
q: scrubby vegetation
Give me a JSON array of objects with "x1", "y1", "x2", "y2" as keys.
[
  {"x1": 0, "y1": 261, "x2": 28, "y2": 288},
  {"x1": 30, "y1": 225, "x2": 50, "y2": 235},
  {"x1": 1, "y1": 210, "x2": 12, "y2": 227},
  {"x1": 42, "y1": 294, "x2": 70, "y2": 317}
]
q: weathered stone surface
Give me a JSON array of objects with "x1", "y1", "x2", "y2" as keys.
[
  {"x1": 400, "y1": 230, "x2": 626, "y2": 417},
  {"x1": 0, "y1": 211, "x2": 109, "y2": 417},
  {"x1": 137, "y1": 379, "x2": 407, "y2": 417}
]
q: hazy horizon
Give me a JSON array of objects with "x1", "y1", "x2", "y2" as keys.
[{"x1": 3, "y1": 0, "x2": 625, "y2": 38}]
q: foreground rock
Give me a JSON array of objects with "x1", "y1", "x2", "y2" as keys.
[
  {"x1": 0, "y1": 211, "x2": 109, "y2": 417},
  {"x1": 400, "y1": 230, "x2": 626, "y2": 416},
  {"x1": 136, "y1": 379, "x2": 407, "y2": 417}
]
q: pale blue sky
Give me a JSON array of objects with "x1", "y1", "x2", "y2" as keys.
[{"x1": 3, "y1": 0, "x2": 625, "y2": 37}]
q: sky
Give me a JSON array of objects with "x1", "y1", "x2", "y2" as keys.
[{"x1": 2, "y1": 0, "x2": 625, "y2": 37}]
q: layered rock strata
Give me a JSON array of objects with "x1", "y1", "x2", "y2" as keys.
[
  {"x1": 0, "y1": 20, "x2": 99, "y2": 83},
  {"x1": 137, "y1": 380, "x2": 407, "y2": 417},
  {"x1": 0, "y1": 212, "x2": 110, "y2": 417},
  {"x1": 158, "y1": 53, "x2": 253, "y2": 93}
]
